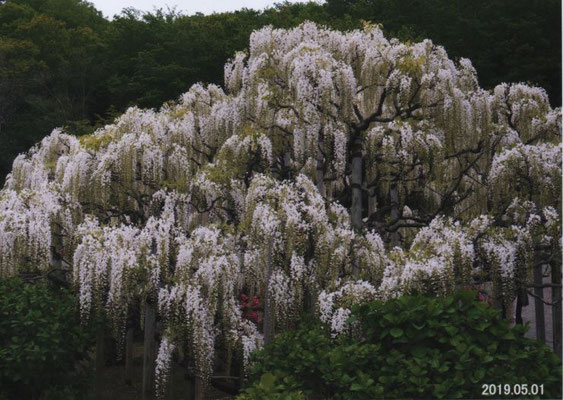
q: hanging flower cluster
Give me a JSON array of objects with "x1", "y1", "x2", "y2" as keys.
[
  {"x1": 318, "y1": 280, "x2": 378, "y2": 337},
  {"x1": 0, "y1": 187, "x2": 61, "y2": 275}
]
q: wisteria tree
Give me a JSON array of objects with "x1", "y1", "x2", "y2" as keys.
[{"x1": 0, "y1": 22, "x2": 560, "y2": 399}]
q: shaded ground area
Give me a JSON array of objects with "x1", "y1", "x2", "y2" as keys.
[
  {"x1": 98, "y1": 343, "x2": 235, "y2": 400},
  {"x1": 95, "y1": 277, "x2": 558, "y2": 399}
]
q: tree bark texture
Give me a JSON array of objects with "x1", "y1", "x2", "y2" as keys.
[{"x1": 351, "y1": 138, "x2": 363, "y2": 232}]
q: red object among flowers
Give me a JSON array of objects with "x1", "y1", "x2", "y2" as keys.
[{"x1": 240, "y1": 293, "x2": 262, "y2": 324}]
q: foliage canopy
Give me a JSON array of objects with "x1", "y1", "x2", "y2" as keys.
[
  {"x1": 241, "y1": 292, "x2": 562, "y2": 399},
  {"x1": 0, "y1": 278, "x2": 92, "y2": 400}
]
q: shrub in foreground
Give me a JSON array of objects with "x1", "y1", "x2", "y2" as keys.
[
  {"x1": 0, "y1": 278, "x2": 93, "y2": 400},
  {"x1": 240, "y1": 291, "x2": 562, "y2": 399}
]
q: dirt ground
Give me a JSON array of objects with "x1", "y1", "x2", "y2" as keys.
[{"x1": 97, "y1": 343, "x2": 235, "y2": 400}]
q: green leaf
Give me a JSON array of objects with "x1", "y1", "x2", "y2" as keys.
[
  {"x1": 412, "y1": 322, "x2": 426, "y2": 330},
  {"x1": 438, "y1": 364, "x2": 450, "y2": 372},
  {"x1": 502, "y1": 331, "x2": 516, "y2": 340},
  {"x1": 482, "y1": 355, "x2": 493, "y2": 363},
  {"x1": 390, "y1": 328, "x2": 404, "y2": 338},
  {"x1": 455, "y1": 343, "x2": 467, "y2": 353},
  {"x1": 473, "y1": 368, "x2": 485, "y2": 382},
  {"x1": 445, "y1": 326, "x2": 458, "y2": 335},
  {"x1": 260, "y1": 372, "x2": 276, "y2": 391},
  {"x1": 411, "y1": 346, "x2": 426, "y2": 358}
]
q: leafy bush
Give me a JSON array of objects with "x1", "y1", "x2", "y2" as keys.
[
  {"x1": 236, "y1": 372, "x2": 306, "y2": 400},
  {"x1": 241, "y1": 291, "x2": 562, "y2": 399},
  {"x1": 0, "y1": 278, "x2": 93, "y2": 400}
]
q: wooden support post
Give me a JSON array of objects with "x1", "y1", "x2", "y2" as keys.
[
  {"x1": 533, "y1": 262, "x2": 546, "y2": 343},
  {"x1": 125, "y1": 326, "x2": 134, "y2": 385},
  {"x1": 367, "y1": 186, "x2": 377, "y2": 219},
  {"x1": 283, "y1": 151, "x2": 292, "y2": 180},
  {"x1": 95, "y1": 323, "x2": 105, "y2": 400},
  {"x1": 142, "y1": 301, "x2": 157, "y2": 400},
  {"x1": 304, "y1": 287, "x2": 315, "y2": 316},
  {"x1": 515, "y1": 293, "x2": 523, "y2": 325},
  {"x1": 225, "y1": 345, "x2": 233, "y2": 378},
  {"x1": 201, "y1": 211, "x2": 209, "y2": 226},
  {"x1": 316, "y1": 136, "x2": 326, "y2": 199},
  {"x1": 551, "y1": 256, "x2": 562, "y2": 358},
  {"x1": 263, "y1": 245, "x2": 275, "y2": 345},
  {"x1": 180, "y1": 345, "x2": 194, "y2": 400},
  {"x1": 194, "y1": 376, "x2": 204, "y2": 400},
  {"x1": 389, "y1": 184, "x2": 399, "y2": 247},
  {"x1": 186, "y1": 377, "x2": 194, "y2": 400}
]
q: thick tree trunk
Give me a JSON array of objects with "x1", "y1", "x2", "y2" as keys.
[
  {"x1": 351, "y1": 139, "x2": 363, "y2": 231},
  {"x1": 533, "y1": 262, "x2": 546, "y2": 343},
  {"x1": 142, "y1": 301, "x2": 157, "y2": 400},
  {"x1": 125, "y1": 326, "x2": 134, "y2": 385},
  {"x1": 551, "y1": 256, "x2": 562, "y2": 358},
  {"x1": 351, "y1": 137, "x2": 363, "y2": 277},
  {"x1": 95, "y1": 323, "x2": 105, "y2": 400}
]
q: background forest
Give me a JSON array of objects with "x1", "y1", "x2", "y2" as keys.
[{"x1": 0, "y1": 0, "x2": 560, "y2": 186}]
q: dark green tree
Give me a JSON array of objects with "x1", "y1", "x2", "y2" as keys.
[
  {"x1": 325, "y1": 0, "x2": 561, "y2": 106},
  {"x1": 0, "y1": 0, "x2": 107, "y2": 183}
]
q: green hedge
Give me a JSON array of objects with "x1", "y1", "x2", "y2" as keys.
[
  {"x1": 240, "y1": 291, "x2": 562, "y2": 399},
  {"x1": 0, "y1": 278, "x2": 93, "y2": 400}
]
